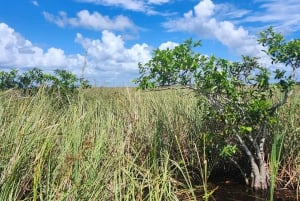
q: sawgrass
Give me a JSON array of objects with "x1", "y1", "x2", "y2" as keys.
[{"x1": 0, "y1": 87, "x2": 299, "y2": 200}]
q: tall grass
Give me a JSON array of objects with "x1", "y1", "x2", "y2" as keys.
[
  {"x1": 0, "y1": 87, "x2": 299, "y2": 200},
  {"x1": 269, "y1": 124, "x2": 285, "y2": 201},
  {"x1": 276, "y1": 89, "x2": 300, "y2": 191},
  {"x1": 0, "y1": 88, "x2": 204, "y2": 200}
]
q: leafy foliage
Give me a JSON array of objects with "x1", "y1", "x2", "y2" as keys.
[
  {"x1": 0, "y1": 69, "x2": 18, "y2": 90},
  {"x1": 135, "y1": 39, "x2": 202, "y2": 89},
  {"x1": 135, "y1": 39, "x2": 273, "y2": 137}
]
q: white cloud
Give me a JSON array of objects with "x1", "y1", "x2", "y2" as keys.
[
  {"x1": 75, "y1": 30, "x2": 151, "y2": 70},
  {"x1": 74, "y1": 30, "x2": 153, "y2": 85},
  {"x1": 0, "y1": 23, "x2": 83, "y2": 69},
  {"x1": 159, "y1": 41, "x2": 178, "y2": 50},
  {"x1": 163, "y1": 0, "x2": 262, "y2": 57},
  {"x1": 148, "y1": 0, "x2": 171, "y2": 5},
  {"x1": 194, "y1": 0, "x2": 215, "y2": 19},
  {"x1": 43, "y1": 10, "x2": 137, "y2": 31}
]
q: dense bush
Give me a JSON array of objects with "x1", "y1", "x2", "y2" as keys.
[{"x1": 135, "y1": 27, "x2": 300, "y2": 190}]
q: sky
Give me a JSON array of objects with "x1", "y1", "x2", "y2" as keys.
[{"x1": 0, "y1": 0, "x2": 299, "y2": 86}]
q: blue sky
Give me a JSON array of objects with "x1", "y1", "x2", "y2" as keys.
[{"x1": 0, "y1": 0, "x2": 299, "y2": 86}]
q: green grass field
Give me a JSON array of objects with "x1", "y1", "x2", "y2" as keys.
[{"x1": 0, "y1": 87, "x2": 299, "y2": 200}]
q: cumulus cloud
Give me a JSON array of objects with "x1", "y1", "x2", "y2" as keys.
[
  {"x1": 0, "y1": 22, "x2": 154, "y2": 86},
  {"x1": 158, "y1": 41, "x2": 178, "y2": 50},
  {"x1": 163, "y1": 0, "x2": 262, "y2": 57},
  {"x1": 73, "y1": 30, "x2": 153, "y2": 85},
  {"x1": 0, "y1": 23, "x2": 84, "y2": 70},
  {"x1": 75, "y1": 30, "x2": 151, "y2": 70},
  {"x1": 43, "y1": 10, "x2": 137, "y2": 31}
]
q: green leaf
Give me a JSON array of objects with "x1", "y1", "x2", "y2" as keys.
[
  {"x1": 220, "y1": 145, "x2": 237, "y2": 158},
  {"x1": 240, "y1": 126, "x2": 252, "y2": 133}
]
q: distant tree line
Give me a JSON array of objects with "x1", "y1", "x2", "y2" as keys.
[{"x1": 0, "y1": 67, "x2": 91, "y2": 96}]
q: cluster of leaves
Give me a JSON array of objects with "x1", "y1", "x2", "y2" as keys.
[
  {"x1": 139, "y1": 45, "x2": 269, "y2": 131},
  {"x1": 0, "y1": 68, "x2": 91, "y2": 96}
]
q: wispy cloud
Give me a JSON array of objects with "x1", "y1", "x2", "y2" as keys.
[
  {"x1": 147, "y1": 0, "x2": 171, "y2": 5},
  {"x1": 76, "y1": 0, "x2": 172, "y2": 15},
  {"x1": 32, "y1": 0, "x2": 39, "y2": 6},
  {"x1": 242, "y1": 0, "x2": 300, "y2": 33},
  {"x1": 43, "y1": 10, "x2": 137, "y2": 32},
  {"x1": 77, "y1": 0, "x2": 145, "y2": 11},
  {"x1": 214, "y1": 3, "x2": 251, "y2": 19}
]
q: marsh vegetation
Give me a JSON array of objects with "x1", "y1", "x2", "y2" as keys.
[
  {"x1": 0, "y1": 27, "x2": 299, "y2": 200},
  {"x1": 0, "y1": 87, "x2": 299, "y2": 200}
]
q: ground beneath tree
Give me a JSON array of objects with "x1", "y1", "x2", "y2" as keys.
[{"x1": 209, "y1": 182, "x2": 298, "y2": 201}]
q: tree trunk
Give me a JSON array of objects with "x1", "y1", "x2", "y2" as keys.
[
  {"x1": 250, "y1": 158, "x2": 269, "y2": 190},
  {"x1": 236, "y1": 134, "x2": 269, "y2": 191}
]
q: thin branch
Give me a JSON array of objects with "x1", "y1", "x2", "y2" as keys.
[
  {"x1": 236, "y1": 134, "x2": 254, "y2": 160},
  {"x1": 247, "y1": 135, "x2": 260, "y2": 159},
  {"x1": 229, "y1": 157, "x2": 249, "y2": 185}
]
